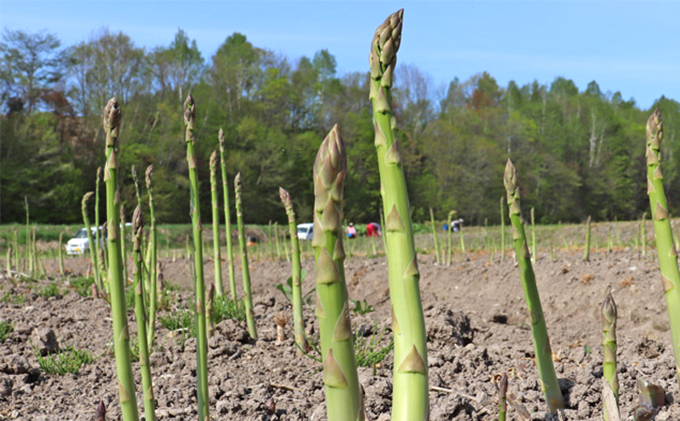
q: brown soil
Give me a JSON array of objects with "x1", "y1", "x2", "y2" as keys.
[{"x1": 1, "y1": 248, "x2": 679, "y2": 420}]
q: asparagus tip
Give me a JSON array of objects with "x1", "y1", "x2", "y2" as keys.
[
  {"x1": 601, "y1": 290, "x2": 617, "y2": 324},
  {"x1": 96, "y1": 400, "x2": 106, "y2": 421},
  {"x1": 210, "y1": 150, "x2": 218, "y2": 168}
]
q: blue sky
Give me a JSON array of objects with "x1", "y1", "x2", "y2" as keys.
[{"x1": 2, "y1": 1, "x2": 679, "y2": 109}]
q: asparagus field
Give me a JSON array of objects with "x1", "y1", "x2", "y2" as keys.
[
  {"x1": 2, "y1": 9, "x2": 680, "y2": 421},
  {"x1": 1, "y1": 230, "x2": 680, "y2": 420}
]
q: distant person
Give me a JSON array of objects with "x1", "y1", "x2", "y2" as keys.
[
  {"x1": 452, "y1": 219, "x2": 463, "y2": 232},
  {"x1": 366, "y1": 222, "x2": 381, "y2": 237},
  {"x1": 347, "y1": 223, "x2": 357, "y2": 239}
]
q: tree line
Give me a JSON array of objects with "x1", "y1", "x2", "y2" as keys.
[{"x1": 2, "y1": 28, "x2": 679, "y2": 226}]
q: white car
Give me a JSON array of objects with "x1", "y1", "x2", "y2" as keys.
[
  {"x1": 65, "y1": 227, "x2": 102, "y2": 255},
  {"x1": 297, "y1": 223, "x2": 313, "y2": 240}
]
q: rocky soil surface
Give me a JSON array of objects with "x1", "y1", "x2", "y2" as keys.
[{"x1": 1, "y1": 248, "x2": 679, "y2": 420}]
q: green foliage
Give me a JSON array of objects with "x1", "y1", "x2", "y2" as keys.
[
  {"x1": 69, "y1": 276, "x2": 94, "y2": 297},
  {"x1": 302, "y1": 324, "x2": 393, "y2": 368},
  {"x1": 0, "y1": 320, "x2": 13, "y2": 342},
  {"x1": 35, "y1": 345, "x2": 94, "y2": 375},
  {"x1": 2, "y1": 28, "x2": 678, "y2": 226},
  {"x1": 1, "y1": 290, "x2": 26, "y2": 304},
  {"x1": 36, "y1": 283, "x2": 60, "y2": 298},
  {"x1": 351, "y1": 299, "x2": 375, "y2": 316},
  {"x1": 212, "y1": 295, "x2": 246, "y2": 323},
  {"x1": 354, "y1": 325, "x2": 393, "y2": 368},
  {"x1": 159, "y1": 308, "x2": 194, "y2": 336}
]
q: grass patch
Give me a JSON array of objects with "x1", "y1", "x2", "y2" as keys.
[
  {"x1": 1, "y1": 290, "x2": 26, "y2": 305},
  {"x1": 69, "y1": 276, "x2": 94, "y2": 297},
  {"x1": 159, "y1": 308, "x2": 194, "y2": 336},
  {"x1": 213, "y1": 295, "x2": 246, "y2": 323},
  {"x1": 304, "y1": 323, "x2": 393, "y2": 369},
  {"x1": 354, "y1": 327, "x2": 393, "y2": 368},
  {"x1": 36, "y1": 283, "x2": 60, "y2": 298},
  {"x1": 0, "y1": 320, "x2": 13, "y2": 343},
  {"x1": 35, "y1": 345, "x2": 94, "y2": 375}
]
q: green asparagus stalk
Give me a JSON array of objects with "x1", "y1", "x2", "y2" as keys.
[
  {"x1": 500, "y1": 198, "x2": 506, "y2": 263},
  {"x1": 430, "y1": 208, "x2": 440, "y2": 265},
  {"x1": 145, "y1": 165, "x2": 158, "y2": 347},
  {"x1": 95, "y1": 166, "x2": 102, "y2": 273},
  {"x1": 531, "y1": 207, "x2": 536, "y2": 262},
  {"x1": 268, "y1": 221, "x2": 274, "y2": 260},
  {"x1": 6, "y1": 245, "x2": 12, "y2": 276},
  {"x1": 12, "y1": 230, "x2": 18, "y2": 273},
  {"x1": 218, "y1": 129, "x2": 237, "y2": 302},
  {"x1": 459, "y1": 219, "x2": 466, "y2": 253},
  {"x1": 279, "y1": 187, "x2": 307, "y2": 354},
  {"x1": 82, "y1": 192, "x2": 104, "y2": 295},
  {"x1": 25, "y1": 198, "x2": 31, "y2": 276},
  {"x1": 120, "y1": 205, "x2": 128, "y2": 284},
  {"x1": 602, "y1": 290, "x2": 619, "y2": 421},
  {"x1": 131, "y1": 206, "x2": 156, "y2": 421},
  {"x1": 447, "y1": 211, "x2": 455, "y2": 266},
  {"x1": 103, "y1": 97, "x2": 139, "y2": 421},
  {"x1": 369, "y1": 10, "x2": 428, "y2": 420},
  {"x1": 274, "y1": 222, "x2": 282, "y2": 260},
  {"x1": 645, "y1": 109, "x2": 680, "y2": 383},
  {"x1": 234, "y1": 172, "x2": 257, "y2": 340},
  {"x1": 641, "y1": 212, "x2": 647, "y2": 257},
  {"x1": 312, "y1": 126, "x2": 365, "y2": 421},
  {"x1": 58, "y1": 232, "x2": 65, "y2": 275},
  {"x1": 584, "y1": 215, "x2": 592, "y2": 262},
  {"x1": 184, "y1": 95, "x2": 210, "y2": 421},
  {"x1": 209, "y1": 151, "x2": 224, "y2": 296},
  {"x1": 498, "y1": 372, "x2": 508, "y2": 421},
  {"x1": 504, "y1": 159, "x2": 564, "y2": 413},
  {"x1": 206, "y1": 283, "x2": 215, "y2": 338}
]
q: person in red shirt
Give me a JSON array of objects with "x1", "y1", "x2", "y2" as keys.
[{"x1": 366, "y1": 222, "x2": 381, "y2": 237}]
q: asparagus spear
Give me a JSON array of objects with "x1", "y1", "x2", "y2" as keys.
[
  {"x1": 279, "y1": 187, "x2": 307, "y2": 354},
  {"x1": 120, "y1": 204, "x2": 128, "y2": 284},
  {"x1": 132, "y1": 206, "x2": 156, "y2": 421},
  {"x1": 145, "y1": 165, "x2": 158, "y2": 347},
  {"x1": 58, "y1": 232, "x2": 65, "y2": 275},
  {"x1": 81, "y1": 192, "x2": 104, "y2": 295},
  {"x1": 601, "y1": 290, "x2": 619, "y2": 420},
  {"x1": 369, "y1": 9, "x2": 429, "y2": 420},
  {"x1": 429, "y1": 207, "x2": 440, "y2": 265},
  {"x1": 504, "y1": 159, "x2": 564, "y2": 412},
  {"x1": 234, "y1": 172, "x2": 257, "y2": 340},
  {"x1": 645, "y1": 109, "x2": 680, "y2": 383},
  {"x1": 500, "y1": 198, "x2": 506, "y2": 263},
  {"x1": 584, "y1": 215, "x2": 592, "y2": 262},
  {"x1": 498, "y1": 372, "x2": 508, "y2": 421},
  {"x1": 95, "y1": 166, "x2": 102, "y2": 273},
  {"x1": 218, "y1": 129, "x2": 237, "y2": 302},
  {"x1": 184, "y1": 94, "x2": 210, "y2": 421},
  {"x1": 209, "y1": 151, "x2": 224, "y2": 296},
  {"x1": 312, "y1": 125, "x2": 365, "y2": 421},
  {"x1": 103, "y1": 97, "x2": 139, "y2": 421}
]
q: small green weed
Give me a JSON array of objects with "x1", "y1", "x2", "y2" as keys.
[
  {"x1": 1, "y1": 290, "x2": 26, "y2": 304},
  {"x1": 0, "y1": 320, "x2": 13, "y2": 342},
  {"x1": 212, "y1": 296, "x2": 246, "y2": 323},
  {"x1": 274, "y1": 270, "x2": 314, "y2": 305},
  {"x1": 69, "y1": 276, "x2": 94, "y2": 297},
  {"x1": 302, "y1": 323, "x2": 393, "y2": 369},
  {"x1": 159, "y1": 308, "x2": 194, "y2": 336},
  {"x1": 36, "y1": 283, "x2": 60, "y2": 298},
  {"x1": 35, "y1": 345, "x2": 94, "y2": 375},
  {"x1": 351, "y1": 299, "x2": 375, "y2": 315},
  {"x1": 125, "y1": 286, "x2": 135, "y2": 311},
  {"x1": 354, "y1": 325, "x2": 393, "y2": 368}
]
